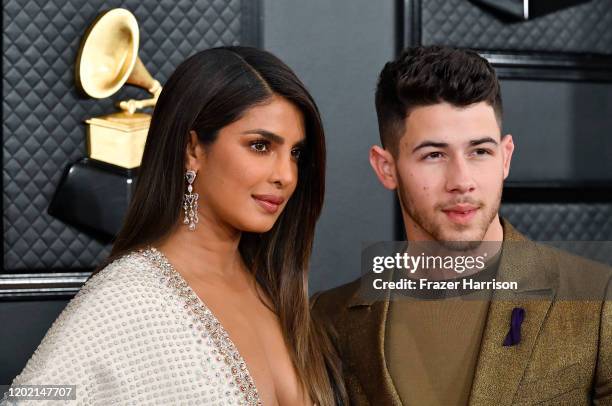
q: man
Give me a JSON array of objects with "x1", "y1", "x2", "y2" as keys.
[{"x1": 312, "y1": 46, "x2": 612, "y2": 405}]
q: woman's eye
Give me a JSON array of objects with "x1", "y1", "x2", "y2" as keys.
[
  {"x1": 291, "y1": 148, "x2": 301, "y2": 160},
  {"x1": 251, "y1": 141, "x2": 269, "y2": 153}
]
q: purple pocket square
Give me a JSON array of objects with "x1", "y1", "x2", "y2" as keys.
[{"x1": 503, "y1": 307, "x2": 525, "y2": 346}]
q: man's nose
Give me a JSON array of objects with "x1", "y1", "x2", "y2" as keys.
[{"x1": 445, "y1": 156, "x2": 475, "y2": 193}]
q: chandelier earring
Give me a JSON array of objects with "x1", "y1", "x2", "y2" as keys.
[{"x1": 183, "y1": 170, "x2": 199, "y2": 231}]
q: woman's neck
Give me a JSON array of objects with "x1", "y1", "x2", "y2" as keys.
[{"x1": 156, "y1": 214, "x2": 244, "y2": 282}]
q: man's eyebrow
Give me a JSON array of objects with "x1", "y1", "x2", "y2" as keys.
[
  {"x1": 242, "y1": 129, "x2": 305, "y2": 147},
  {"x1": 411, "y1": 137, "x2": 499, "y2": 153},
  {"x1": 412, "y1": 141, "x2": 448, "y2": 153},
  {"x1": 470, "y1": 136, "x2": 498, "y2": 146}
]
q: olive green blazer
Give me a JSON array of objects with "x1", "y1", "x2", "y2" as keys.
[{"x1": 312, "y1": 221, "x2": 612, "y2": 405}]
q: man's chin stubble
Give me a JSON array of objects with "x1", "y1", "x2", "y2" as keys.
[
  {"x1": 436, "y1": 206, "x2": 500, "y2": 251},
  {"x1": 437, "y1": 235, "x2": 487, "y2": 252},
  {"x1": 416, "y1": 212, "x2": 493, "y2": 251}
]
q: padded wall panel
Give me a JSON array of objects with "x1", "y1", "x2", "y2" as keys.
[
  {"x1": 501, "y1": 202, "x2": 612, "y2": 241},
  {"x1": 501, "y1": 202, "x2": 612, "y2": 265},
  {"x1": 3, "y1": 0, "x2": 249, "y2": 270},
  {"x1": 421, "y1": 0, "x2": 612, "y2": 54}
]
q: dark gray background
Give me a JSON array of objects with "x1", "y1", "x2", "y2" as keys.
[
  {"x1": 262, "y1": 0, "x2": 397, "y2": 292},
  {"x1": 502, "y1": 80, "x2": 612, "y2": 182}
]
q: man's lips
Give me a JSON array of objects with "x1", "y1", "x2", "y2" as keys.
[
  {"x1": 252, "y1": 194, "x2": 285, "y2": 214},
  {"x1": 442, "y1": 205, "x2": 479, "y2": 224}
]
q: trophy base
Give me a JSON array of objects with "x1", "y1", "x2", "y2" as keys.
[
  {"x1": 86, "y1": 112, "x2": 150, "y2": 169},
  {"x1": 48, "y1": 157, "x2": 137, "y2": 241}
]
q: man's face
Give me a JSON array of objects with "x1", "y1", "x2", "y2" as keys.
[{"x1": 371, "y1": 102, "x2": 514, "y2": 248}]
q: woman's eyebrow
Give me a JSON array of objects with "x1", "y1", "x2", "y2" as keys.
[
  {"x1": 242, "y1": 129, "x2": 285, "y2": 144},
  {"x1": 243, "y1": 129, "x2": 305, "y2": 147}
]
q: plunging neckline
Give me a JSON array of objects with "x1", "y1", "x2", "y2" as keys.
[{"x1": 141, "y1": 247, "x2": 262, "y2": 406}]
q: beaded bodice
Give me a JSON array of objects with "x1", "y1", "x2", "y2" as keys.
[
  {"x1": 7, "y1": 249, "x2": 262, "y2": 405},
  {"x1": 141, "y1": 247, "x2": 261, "y2": 405}
]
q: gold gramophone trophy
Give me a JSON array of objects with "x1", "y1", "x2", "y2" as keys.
[
  {"x1": 76, "y1": 7, "x2": 161, "y2": 168},
  {"x1": 49, "y1": 8, "x2": 161, "y2": 240}
]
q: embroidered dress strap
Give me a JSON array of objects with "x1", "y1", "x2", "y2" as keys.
[{"x1": 140, "y1": 247, "x2": 262, "y2": 406}]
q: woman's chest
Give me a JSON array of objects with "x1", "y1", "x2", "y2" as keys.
[{"x1": 195, "y1": 288, "x2": 310, "y2": 405}]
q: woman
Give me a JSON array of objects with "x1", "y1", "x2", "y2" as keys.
[{"x1": 7, "y1": 47, "x2": 345, "y2": 405}]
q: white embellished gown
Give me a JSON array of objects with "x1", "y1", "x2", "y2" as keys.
[{"x1": 3, "y1": 248, "x2": 262, "y2": 405}]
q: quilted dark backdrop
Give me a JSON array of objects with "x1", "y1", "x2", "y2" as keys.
[
  {"x1": 501, "y1": 203, "x2": 612, "y2": 241},
  {"x1": 3, "y1": 0, "x2": 259, "y2": 271},
  {"x1": 419, "y1": 0, "x2": 612, "y2": 54},
  {"x1": 501, "y1": 202, "x2": 612, "y2": 265}
]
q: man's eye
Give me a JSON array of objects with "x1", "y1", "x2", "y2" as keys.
[
  {"x1": 473, "y1": 148, "x2": 491, "y2": 156},
  {"x1": 424, "y1": 152, "x2": 443, "y2": 160}
]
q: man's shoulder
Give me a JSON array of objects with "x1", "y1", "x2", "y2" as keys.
[
  {"x1": 504, "y1": 219, "x2": 612, "y2": 295},
  {"x1": 546, "y1": 241, "x2": 611, "y2": 283},
  {"x1": 310, "y1": 277, "x2": 363, "y2": 312},
  {"x1": 531, "y1": 240, "x2": 611, "y2": 275},
  {"x1": 519, "y1": 239, "x2": 612, "y2": 300}
]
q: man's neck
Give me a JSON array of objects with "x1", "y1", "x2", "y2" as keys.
[{"x1": 401, "y1": 215, "x2": 505, "y2": 279}]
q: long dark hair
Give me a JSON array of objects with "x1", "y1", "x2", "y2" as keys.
[{"x1": 105, "y1": 46, "x2": 345, "y2": 405}]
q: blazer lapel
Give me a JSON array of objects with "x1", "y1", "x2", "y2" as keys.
[
  {"x1": 346, "y1": 271, "x2": 402, "y2": 405},
  {"x1": 469, "y1": 296, "x2": 554, "y2": 405},
  {"x1": 469, "y1": 221, "x2": 556, "y2": 405}
]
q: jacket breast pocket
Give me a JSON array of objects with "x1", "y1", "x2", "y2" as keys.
[{"x1": 513, "y1": 363, "x2": 586, "y2": 404}]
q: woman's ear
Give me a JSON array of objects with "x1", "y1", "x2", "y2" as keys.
[
  {"x1": 369, "y1": 145, "x2": 398, "y2": 190},
  {"x1": 185, "y1": 130, "x2": 203, "y2": 171}
]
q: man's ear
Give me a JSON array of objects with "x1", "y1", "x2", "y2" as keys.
[
  {"x1": 185, "y1": 130, "x2": 204, "y2": 171},
  {"x1": 501, "y1": 134, "x2": 515, "y2": 180},
  {"x1": 369, "y1": 145, "x2": 398, "y2": 190}
]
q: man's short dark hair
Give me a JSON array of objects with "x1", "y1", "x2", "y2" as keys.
[{"x1": 375, "y1": 45, "x2": 503, "y2": 154}]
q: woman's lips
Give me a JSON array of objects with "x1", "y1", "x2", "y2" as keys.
[
  {"x1": 252, "y1": 194, "x2": 284, "y2": 214},
  {"x1": 442, "y1": 206, "x2": 478, "y2": 224}
]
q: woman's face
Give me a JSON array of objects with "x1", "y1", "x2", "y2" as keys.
[{"x1": 188, "y1": 95, "x2": 305, "y2": 233}]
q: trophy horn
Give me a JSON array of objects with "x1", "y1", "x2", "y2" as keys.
[{"x1": 75, "y1": 8, "x2": 161, "y2": 113}]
